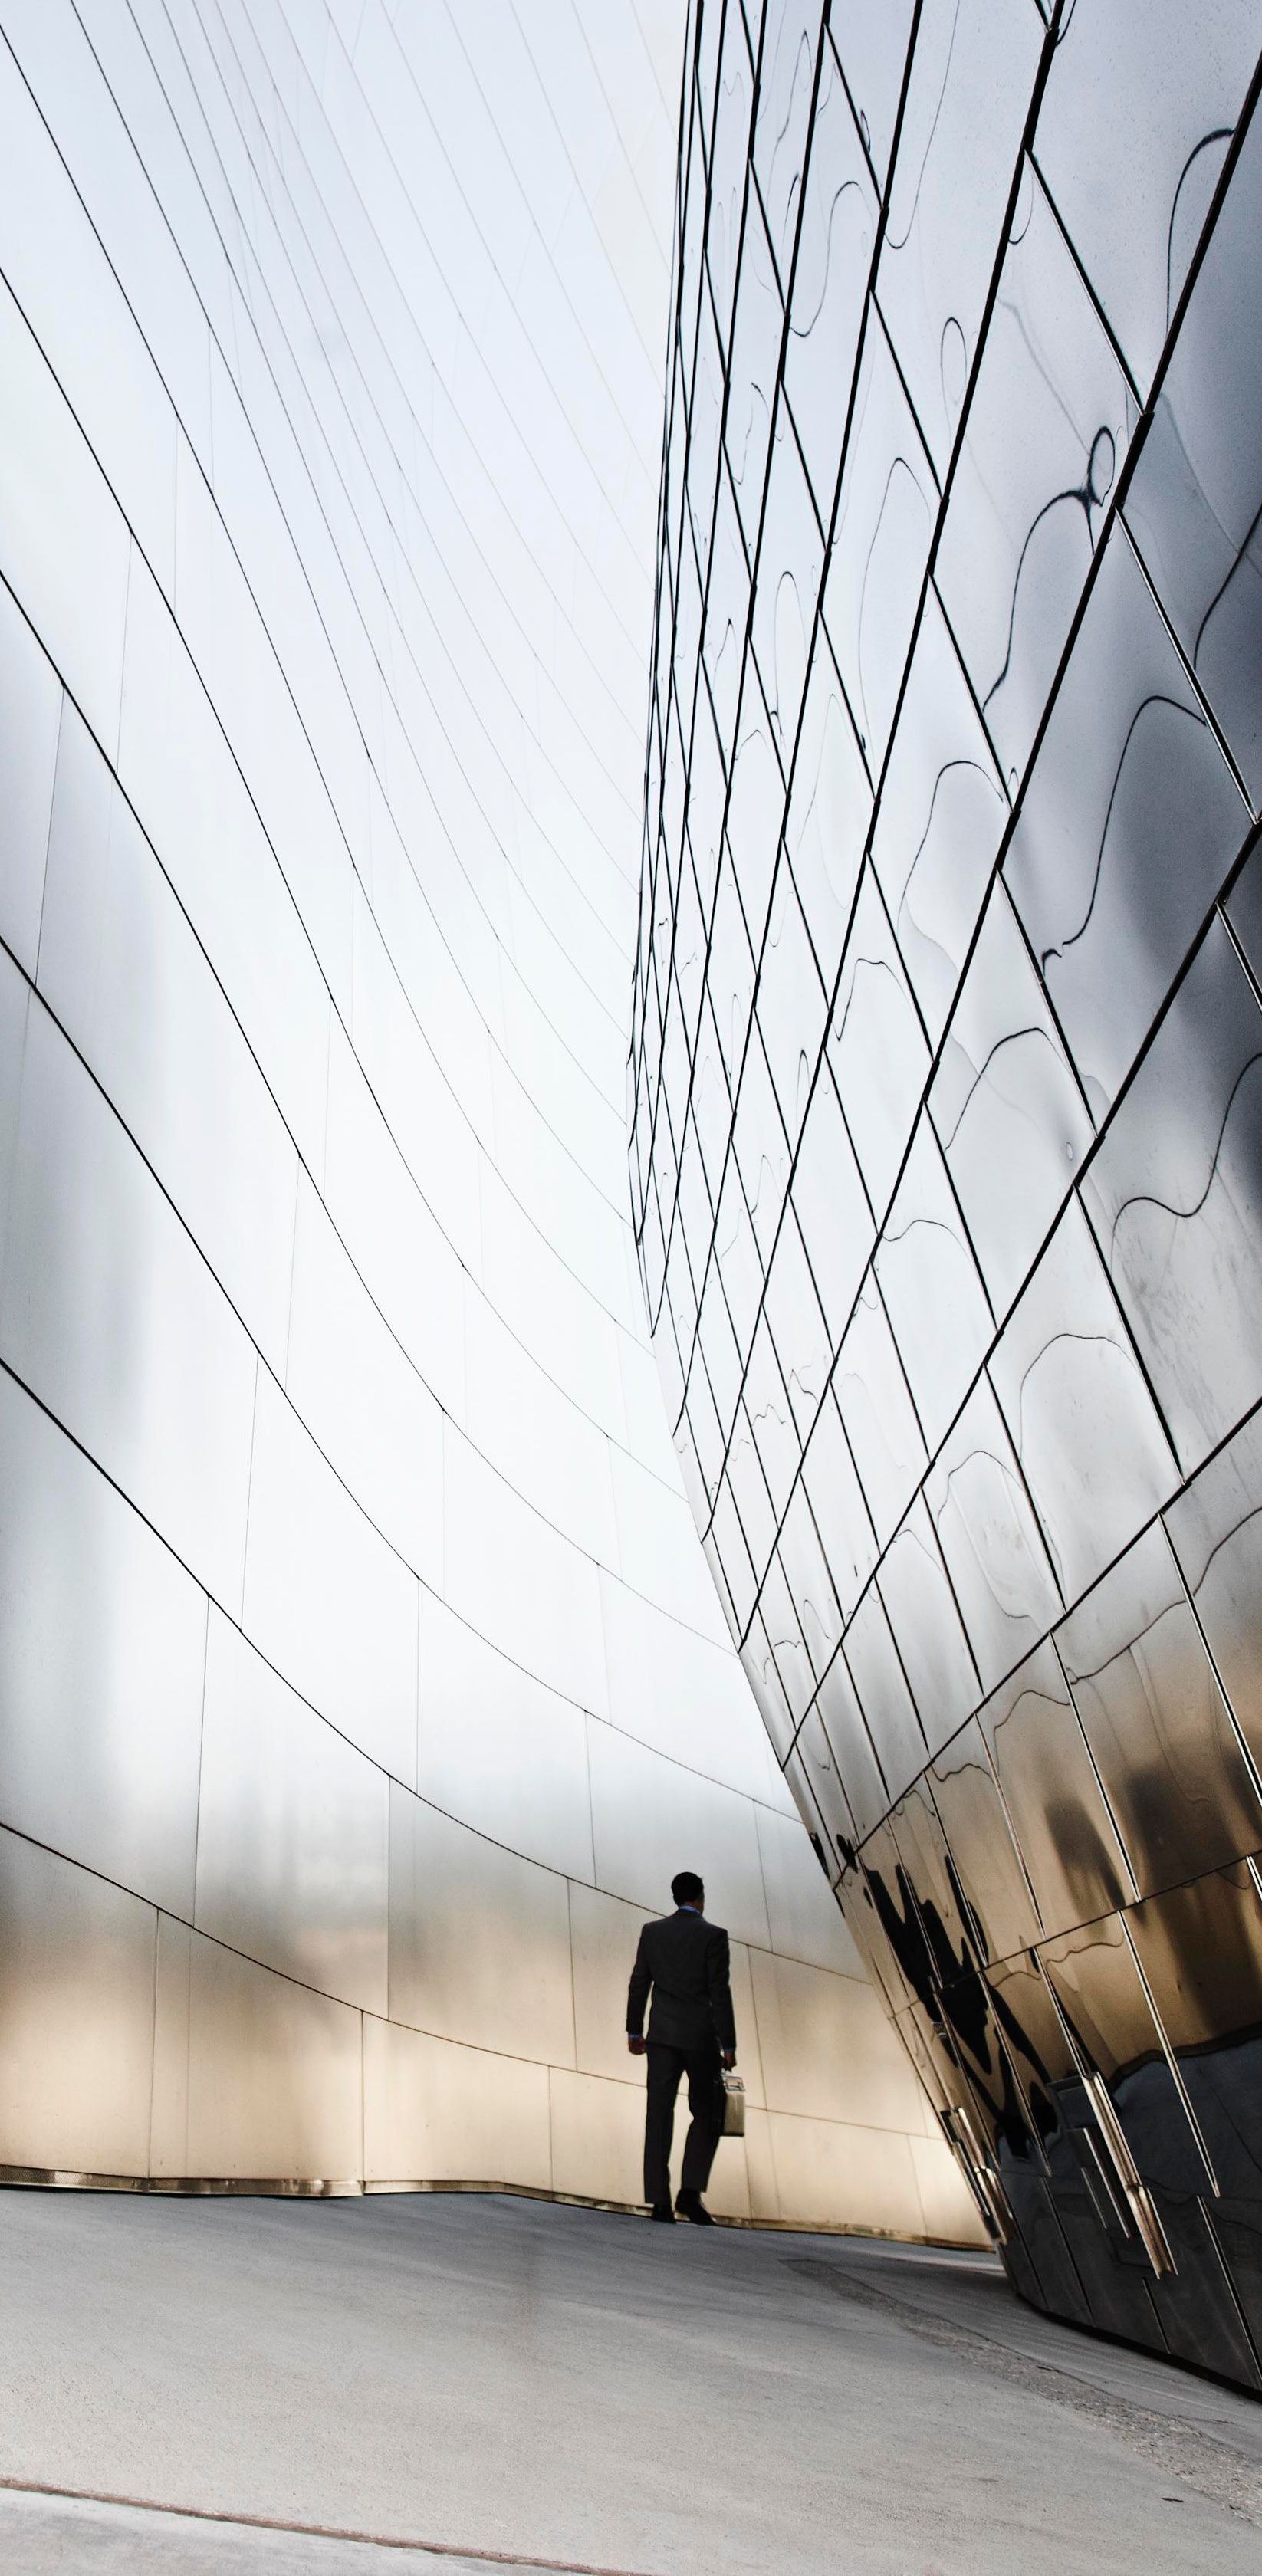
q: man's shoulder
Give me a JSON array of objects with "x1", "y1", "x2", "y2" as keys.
[{"x1": 644, "y1": 1911, "x2": 728, "y2": 1936}]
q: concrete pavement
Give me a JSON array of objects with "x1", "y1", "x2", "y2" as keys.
[{"x1": 1, "y1": 2187, "x2": 1259, "y2": 2573}]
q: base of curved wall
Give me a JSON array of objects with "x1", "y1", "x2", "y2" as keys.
[
  {"x1": 997, "y1": 2157, "x2": 1262, "y2": 2397},
  {"x1": 0, "y1": 2163, "x2": 983, "y2": 2249}
]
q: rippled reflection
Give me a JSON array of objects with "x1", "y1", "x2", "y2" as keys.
[{"x1": 634, "y1": 0, "x2": 1262, "y2": 2387}]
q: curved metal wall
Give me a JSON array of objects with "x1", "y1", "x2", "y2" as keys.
[
  {"x1": 0, "y1": 0, "x2": 973, "y2": 2238},
  {"x1": 632, "y1": 0, "x2": 1262, "y2": 2378}
]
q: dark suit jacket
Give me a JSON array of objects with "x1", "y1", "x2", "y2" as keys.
[{"x1": 626, "y1": 1909, "x2": 736, "y2": 2054}]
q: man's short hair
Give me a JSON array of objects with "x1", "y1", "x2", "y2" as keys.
[{"x1": 672, "y1": 1870, "x2": 704, "y2": 1907}]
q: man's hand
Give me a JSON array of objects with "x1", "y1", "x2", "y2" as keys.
[
  {"x1": 627, "y1": 2035, "x2": 647, "y2": 2055},
  {"x1": 721, "y1": 2049, "x2": 736, "y2": 2070}
]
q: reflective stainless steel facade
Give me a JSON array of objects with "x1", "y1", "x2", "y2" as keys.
[
  {"x1": 0, "y1": 0, "x2": 974, "y2": 2240},
  {"x1": 632, "y1": 0, "x2": 1262, "y2": 2377}
]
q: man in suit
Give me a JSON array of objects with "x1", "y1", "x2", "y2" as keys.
[{"x1": 626, "y1": 1871, "x2": 736, "y2": 2223}]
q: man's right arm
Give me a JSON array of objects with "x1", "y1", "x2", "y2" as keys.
[
  {"x1": 626, "y1": 1927, "x2": 652, "y2": 2054},
  {"x1": 706, "y1": 1927, "x2": 737, "y2": 2063}
]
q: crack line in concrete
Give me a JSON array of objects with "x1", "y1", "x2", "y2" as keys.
[{"x1": 0, "y1": 2478, "x2": 662, "y2": 2576}]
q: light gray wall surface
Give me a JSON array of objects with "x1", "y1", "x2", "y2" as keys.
[{"x1": 0, "y1": 0, "x2": 974, "y2": 2240}]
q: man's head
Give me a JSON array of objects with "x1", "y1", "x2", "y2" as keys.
[{"x1": 672, "y1": 1870, "x2": 705, "y2": 1911}]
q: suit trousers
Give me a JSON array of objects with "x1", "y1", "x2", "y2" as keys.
[{"x1": 643, "y1": 2039, "x2": 722, "y2": 2208}]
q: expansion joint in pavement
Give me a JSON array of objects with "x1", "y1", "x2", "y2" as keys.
[{"x1": 0, "y1": 2479, "x2": 659, "y2": 2576}]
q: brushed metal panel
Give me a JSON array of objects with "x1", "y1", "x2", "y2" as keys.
[
  {"x1": 149, "y1": 1911, "x2": 192, "y2": 2178},
  {"x1": 0, "y1": 1826, "x2": 155, "y2": 2177},
  {"x1": 749, "y1": 1947, "x2": 930, "y2": 2133},
  {"x1": 783, "y1": 1720, "x2": 850, "y2": 1882},
  {"x1": 872, "y1": 588, "x2": 1004, "y2": 1052},
  {"x1": 37, "y1": 716, "x2": 299, "y2": 1377},
  {"x1": 242, "y1": 1365, "x2": 419, "y2": 1783},
  {"x1": 0, "y1": 579, "x2": 59, "y2": 977},
  {"x1": 285, "y1": 1173, "x2": 443, "y2": 1583},
  {"x1": 568, "y1": 1878, "x2": 653, "y2": 2085},
  {"x1": 616, "y1": 1318, "x2": 676, "y2": 1487},
  {"x1": 1004, "y1": 528, "x2": 1248, "y2": 1122},
  {"x1": 843, "y1": 1583, "x2": 928, "y2": 1809},
  {"x1": 416, "y1": 1586, "x2": 593, "y2": 1881},
  {"x1": 0, "y1": 1370, "x2": 205, "y2": 1914},
  {"x1": 479, "y1": 1157, "x2": 625, "y2": 1444},
  {"x1": 0, "y1": 25, "x2": 178, "y2": 594},
  {"x1": 873, "y1": 1495, "x2": 981, "y2": 1763},
  {"x1": 323, "y1": 1018, "x2": 466, "y2": 1428},
  {"x1": 877, "y1": 0, "x2": 1043, "y2": 479},
  {"x1": 1125, "y1": 88, "x2": 1262, "y2": 797},
  {"x1": 387, "y1": 1784, "x2": 573, "y2": 2065},
  {"x1": 989, "y1": 1198, "x2": 1178, "y2": 1602},
  {"x1": 887, "y1": 1777, "x2": 976, "y2": 1984},
  {"x1": 488, "y1": 1049, "x2": 631, "y2": 1326},
  {"x1": 117, "y1": 557, "x2": 331, "y2": 1181},
  {"x1": 547, "y1": 2067, "x2": 646, "y2": 2208},
  {"x1": 1083, "y1": 915, "x2": 1262, "y2": 1471},
  {"x1": 0, "y1": 267, "x2": 129, "y2": 750},
  {"x1": 0, "y1": 1000, "x2": 257, "y2": 1606},
  {"x1": 930, "y1": 881, "x2": 1094, "y2": 1317},
  {"x1": 442, "y1": 1425, "x2": 609, "y2": 1717},
  {"x1": 599, "y1": 1569, "x2": 774, "y2": 1800},
  {"x1": 1057, "y1": 1523, "x2": 1262, "y2": 1898},
  {"x1": 498, "y1": 942, "x2": 626, "y2": 1186},
  {"x1": 910, "y1": 2134, "x2": 991, "y2": 2246},
  {"x1": 784, "y1": 51, "x2": 878, "y2": 537},
  {"x1": 938, "y1": 192, "x2": 1134, "y2": 805},
  {"x1": 0, "y1": 947, "x2": 29, "y2": 1286},
  {"x1": 1165, "y1": 1406, "x2": 1262, "y2": 1776},
  {"x1": 462, "y1": 1280, "x2": 618, "y2": 1568},
  {"x1": 349, "y1": 889, "x2": 482, "y2": 1279},
  {"x1": 1036, "y1": 0, "x2": 1261, "y2": 393},
  {"x1": 833, "y1": 1270, "x2": 928, "y2": 1552},
  {"x1": 169, "y1": 409, "x2": 353, "y2": 1024},
  {"x1": 925, "y1": 1375, "x2": 1063, "y2": 1695},
  {"x1": 362, "y1": 2014, "x2": 552, "y2": 2190},
  {"x1": 607, "y1": 1445, "x2": 730, "y2": 1640},
  {"x1": 742, "y1": 2104, "x2": 782, "y2": 2224},
  {"x1": 978, "y1": 1641, "x2": 1133, "y2": 1940},
  {"x1": 754, "y1": 1800, "x2": 862, "y2": 1976},
  {"x1": 184, "y1": 1930, "x2": 363, "y2": 2182},
  {"x1": 873, "y1": 1116, "x2": 992, "y2": 1454},
  {"x1": 765, "y1": 2110, "x2": 927, "y2": 2237},
  {"x1": 1040, "y1": 1911, "x2": 1189, "y2": 2095},
  {"x1": 196, "y1": 1610, "x2": 389, "y2": 2016},
  {"x1": 1127, "y1": 1865, "x2": 1262, "y2": 2081},
  {"x1": 363, "y1": 762, "x2": 495, "y2": 1126},
  {"x1": 821, "y1": 328, "x2": 936, "y2": 778},
  {"x1": 586, "y1": 1716, "x2": 773, "y2": 1949},
  {"x1": 928, "y1": 1721, "x2": 1042, "y2": 1966}
]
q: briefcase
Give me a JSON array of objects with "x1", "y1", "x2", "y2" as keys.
[{"x1": 719, "y1": 2070, "x2": 745, "y2": 2137}]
